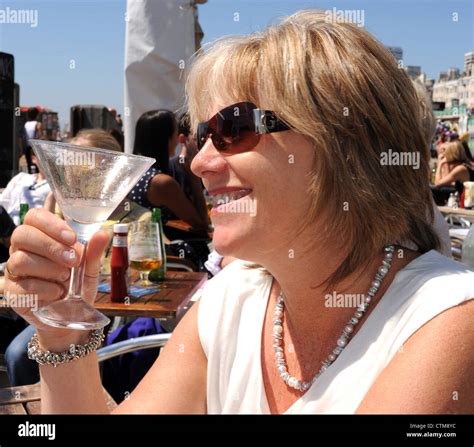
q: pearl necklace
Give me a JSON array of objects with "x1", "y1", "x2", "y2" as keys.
[{"x1": 273, "y1": 245, "x2": 395, "y2": 392}]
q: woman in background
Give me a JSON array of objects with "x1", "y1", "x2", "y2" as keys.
[
  {"x1": 129, "y1": 110, "x2": 209, "y2": 233},
  {"x1": 434, "y1": 141, "x2": 474, "y2": 188},
  {"x1": 43, "y1": 129, "x2": 122, "y2": 213}
]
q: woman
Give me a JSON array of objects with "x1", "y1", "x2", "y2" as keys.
[
  {"x1": 434, "y1": 141, "x2": 474, "y2": 188},
  {"x1": 4, "y1": 10, "x2": 474, "y2": 414},
  {"x1": 129, "y1": 110, "x2": 209, "y2": 232}
]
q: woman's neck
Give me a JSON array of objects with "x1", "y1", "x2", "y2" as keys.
[{"x1": 259, "y1": 240, "x2": 419, "y2": 345}]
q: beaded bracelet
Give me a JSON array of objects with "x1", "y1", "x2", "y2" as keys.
[{"x1": 27, "y1": 329, "x2": 105, "y2": 367}]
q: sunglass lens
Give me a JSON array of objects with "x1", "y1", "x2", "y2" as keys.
[
  {"x1": 197, "y1": 102, "x2": 261, "y2": 153},
  {"x1": 214, "y1": 103, "x2": 260, "y2": 153}
]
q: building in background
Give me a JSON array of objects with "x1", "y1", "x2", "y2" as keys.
[
  {"x1": 406, "y1": 65, "x2": 422, "y2": 80},
  {"x1": 432, "y1": 52, "x2": 474, "y2": 149},
  {"x1": 387, "y1": 46, "x2": 403, "y2": 65}
]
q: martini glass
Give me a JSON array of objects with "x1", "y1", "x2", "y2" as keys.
[{"x1": 29, "y1": 139, "x2": 155, "y2": 330}]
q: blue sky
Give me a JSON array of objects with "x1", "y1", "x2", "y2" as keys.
[{"x1": 0, "y1": 0, "x2": 472, "y2": 128}]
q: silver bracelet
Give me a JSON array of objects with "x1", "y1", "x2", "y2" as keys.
[{"x1": 27, "y1": 329, "x2": 105, "y2": 367}]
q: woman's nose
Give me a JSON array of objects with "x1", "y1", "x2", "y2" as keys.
[{"x1": 191, "y1": 139, "x2": 227, "y2": 179}]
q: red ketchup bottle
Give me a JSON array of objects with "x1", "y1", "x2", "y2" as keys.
[{"x1": 110, "y1": 223, "x2": 129, "y2": 303}]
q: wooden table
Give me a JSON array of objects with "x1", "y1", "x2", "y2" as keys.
[
  {"x1": 94, "y1": 271, "x2": 207, "y2": 319},
  {"x1": 165, "y1": 219, "x2": 213, "y2": 238},
  {"x1": 0, "y1": 383, "x2": 116, "y2": 414},
  {"x1": 165, "y1": 219, "x2": 195, "y2": 233},
  {"x1": 438, "y1": 206, "x2": 474, "y2": 218},
  {"x1": 0, "y1": 272, "x2": 207, "y2": 320}
]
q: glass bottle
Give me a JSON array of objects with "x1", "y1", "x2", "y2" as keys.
[
  {"x1": 110, "y1": 223, "x2": 129, "y2": 303},
  {"x1": 151, "y1": 208, "x2": 167, "y2": 281}
]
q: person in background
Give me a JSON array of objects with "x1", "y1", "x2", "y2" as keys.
[
  {"x1": 0, "y1": 150, "x2": 50, "y2": 228},
  {"x1": 449, "y1": 131, "x2": 459, "y2": 142},
  {"x1": 108, "y1": 128, "x2": 124, "y2": 151},
  {"x1": 23, "y1": 107, "x2": 42, "y2": 173},
  {"x1": 168, "y1": 113, "x2": 196, "y2": 204},
  {"x1": 434, "y1": 141, "x2": 474, "y2": 188},
  {"x1": 108, "y1": 108, "x2": 123, "y2": 130},
  {"x1": 128, "y1": 110, "x2": 209, "y2": 233},
  {"x1": 43, "y1": 129, "x2": 122, "y2": 213},
  {"x1": 410, "y1": 81, "x2": 451, "y2": 257},
  {"x1": 459, "y1": 132, "x2": 473, "y2": 162},
  {"x1": 435, "y1": 130, "x2": 447, "y2": 157}
]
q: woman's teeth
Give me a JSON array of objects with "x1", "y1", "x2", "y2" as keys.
[{"x1": 211, "y1": 190, "x2": 250, "y2": 206}]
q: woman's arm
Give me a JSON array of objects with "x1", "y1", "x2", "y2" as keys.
[
  {"x1": 435, "y1": 164, "x2": 469, "y2": 187},
  {"x1": 40, "y1": 300, "x2": 207, "y2": 414},
  {"x1": 356, "y1": 300, "x2": 474, "y2": 414},
  {"x1": 113, "y1": 301, "x2": 207, "y2": 414},
  {"x1": 147, "y1": 174, "x2": 208, "y2": 231}
]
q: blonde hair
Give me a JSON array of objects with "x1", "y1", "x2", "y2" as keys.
[
  {"x1": 186, "y1": 9, "x2": 439, "y2": 286},
  {"x1": 70, "y1": 128, "x2": 122, "y2": 152},
  {"x1": 444, "y1": 141, "x2": 468, "y2": 164}
]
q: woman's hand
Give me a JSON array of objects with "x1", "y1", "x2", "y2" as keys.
[{"x1": 4, "y1": 208, "x2": 109, "y2": 348}]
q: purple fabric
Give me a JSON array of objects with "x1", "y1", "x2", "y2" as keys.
[{"x1": 102, "y1": 318, "x2": 165, "y2": 403}]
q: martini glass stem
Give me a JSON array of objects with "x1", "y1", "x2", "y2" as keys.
[{"x1": 66, "y1": 241, "x2": 88, "y2": 300}]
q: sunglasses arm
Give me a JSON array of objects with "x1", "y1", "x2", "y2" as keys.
[{"x1": 253, "y1": 109, "x2": 289, "y2": 134}]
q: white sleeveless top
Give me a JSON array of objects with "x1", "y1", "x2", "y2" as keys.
[{"x1": 197, "y1": 250, "x2": 474, "y2": 414}]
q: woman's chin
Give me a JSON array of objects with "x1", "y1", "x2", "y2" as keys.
[{"x1": 211, "y1": 224, "x2": 249, "y2": 257}]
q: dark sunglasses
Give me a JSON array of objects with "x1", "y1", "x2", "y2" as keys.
[{"x1": 196, "y1": 102, "x2": 290, "y2": 153}]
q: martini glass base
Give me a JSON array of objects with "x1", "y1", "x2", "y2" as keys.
[{"x1": 33, "y1": 298, "x2": 110, "y2": 330}]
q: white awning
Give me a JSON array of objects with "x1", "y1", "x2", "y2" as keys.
[{"x1": 123, "y1": 0, "x2": 206, "y2": 153}]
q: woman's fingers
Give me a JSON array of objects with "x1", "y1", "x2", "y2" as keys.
[
  {"x1": 7, "y1": 251, "x2": 71, "y2": 283},
  {"x1": 10, "y1": 224, "x2": 78, "y2": 268},
  {"x1": 23, "y1": 208, "x2": 76, "y2": 246},
  {"x1": 84, "y1": 230, "x2": 110, "y2": 277}
]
